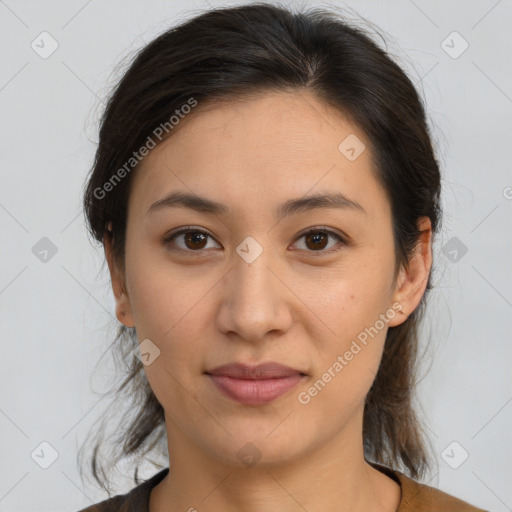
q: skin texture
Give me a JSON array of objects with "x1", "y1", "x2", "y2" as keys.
[{"x1": 104, "y1": 90, "x2": 432, "y2": 512}]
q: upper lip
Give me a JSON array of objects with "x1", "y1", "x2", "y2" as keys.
[{"x1": 206, "y1": 362, "x2": 306, "y2": 379}]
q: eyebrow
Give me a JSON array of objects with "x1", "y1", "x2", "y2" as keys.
[{"x1": 147, "y1": 190, "x2": 366, "y2": 220}]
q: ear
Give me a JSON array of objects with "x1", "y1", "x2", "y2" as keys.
[
  {"x1": 387, "y1": 216, "x2": 433, "y2": 327},
  {"x1": 104, "y1": 226, "x2": 135, "y2": 328}
]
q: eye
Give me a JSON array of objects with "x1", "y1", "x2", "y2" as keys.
[
  {"x1": 292, "y1": 227, "x2": 346, "y2": 254},
  {"x1": 163, "y1": 226, "x2": 220, "y2": 253},
  {"x1": 163, "y1": 226, "x2": 347, "y2": 255}
]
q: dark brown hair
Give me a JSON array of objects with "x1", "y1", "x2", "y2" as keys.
[{"x1": 79, "y1": 1, "x2": 441, "y2": 494}]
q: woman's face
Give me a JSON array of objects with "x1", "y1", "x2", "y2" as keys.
[{"x1": 107, "y1": 90, "x2": 429, "y2": 468}]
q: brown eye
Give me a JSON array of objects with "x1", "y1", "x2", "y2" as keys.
[
  {"x1": 304, "y1": 231, "x2": 328, "y2": 250},
  {"x1": 293, "y1": 228, "x2": 346, "y2": 254},
  {"x1": 164, "y1": 227, "x2": 220, "y2": 252},
  {"x1": 164, "y1": 226, "x2": 346, "y2": 255},
  {"x1": 183, "y1": 231, "x2": 208, "y2": 250}
]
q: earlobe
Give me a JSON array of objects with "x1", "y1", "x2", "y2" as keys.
[
  {"x1": 387, "y1": 217, "x2": 433, "y2": 328},
  {"x1": 104, "y1": 228, "x2": 135, "y2": 328}
]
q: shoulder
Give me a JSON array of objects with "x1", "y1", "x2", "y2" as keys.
[
  {"x1": 395, "y1": 470, "x2": 488, "y2": 512},
  {"x1": 370, "y1": 462, "x2": 487, "y2": 512},
  {"x1": 75, "y1": 468, "x2": 169, "y2": 512}
]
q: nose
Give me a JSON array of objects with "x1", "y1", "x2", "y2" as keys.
[{"x1": 216, "y1": 246, "x2": 293, "y2": 344}]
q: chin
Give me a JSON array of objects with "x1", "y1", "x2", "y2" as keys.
[{"x1": 202, "y1": 425, "x2": 308, "y2": 469}]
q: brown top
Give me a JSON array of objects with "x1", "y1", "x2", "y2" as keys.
[{"x1": 77, "y1": 464, "x2": 488, "y2": 512}]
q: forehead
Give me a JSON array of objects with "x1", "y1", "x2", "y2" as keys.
[{"x1": 129, "y1": 90, "x2": 389, "y2": 221}]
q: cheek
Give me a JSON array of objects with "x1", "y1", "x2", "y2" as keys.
[
  {"x1": 297, "y1": 343, "x2": 383, "y2": 432},
  {"x1": 294, "y1": 260, "x2": 394, "y2": 407},
  {"x1": 125, "y1": 244, "x2": 211, "y2": 340},
  {"x1": 125, "y1": 257, "x2": 212, "y2": 410},
  {"x1": 296, "y1": 278, "x2": 391, "y2": 418},
  {"x1": 296, "y1": 256, "x2": 394, "y2": 343}
]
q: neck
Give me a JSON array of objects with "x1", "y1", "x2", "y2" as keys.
[{"x1": 149, "y1": 415, "x2": 401, "y2": 512}]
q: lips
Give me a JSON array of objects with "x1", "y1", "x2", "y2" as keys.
[
  {"x1": 205, "y1": 362, "x2": 306, "y2": 405},
  {"x1": 206, "y1": 362, "x2": 306, "y2": 379}
]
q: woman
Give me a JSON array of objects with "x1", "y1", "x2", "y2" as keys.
[{"x1": 77, "y1": 3, "x2": 487, "y2": 511}]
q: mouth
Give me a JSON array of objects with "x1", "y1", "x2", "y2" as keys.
[{"x1": 205, "y1": 362, "x2": 307, "y2": 405}]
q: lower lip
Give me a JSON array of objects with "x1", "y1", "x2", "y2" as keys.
[{"x1": 207, "y1": 374, "x2": 305, "y2": 405}]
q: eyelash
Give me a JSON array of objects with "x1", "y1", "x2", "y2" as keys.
[{"x1": 163, "y1": 226, "x2": 347, "y2": 256}]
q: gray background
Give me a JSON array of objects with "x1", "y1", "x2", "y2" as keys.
[{"x1": 1, "y1": 0, "x2": 511, "y2": 510}]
